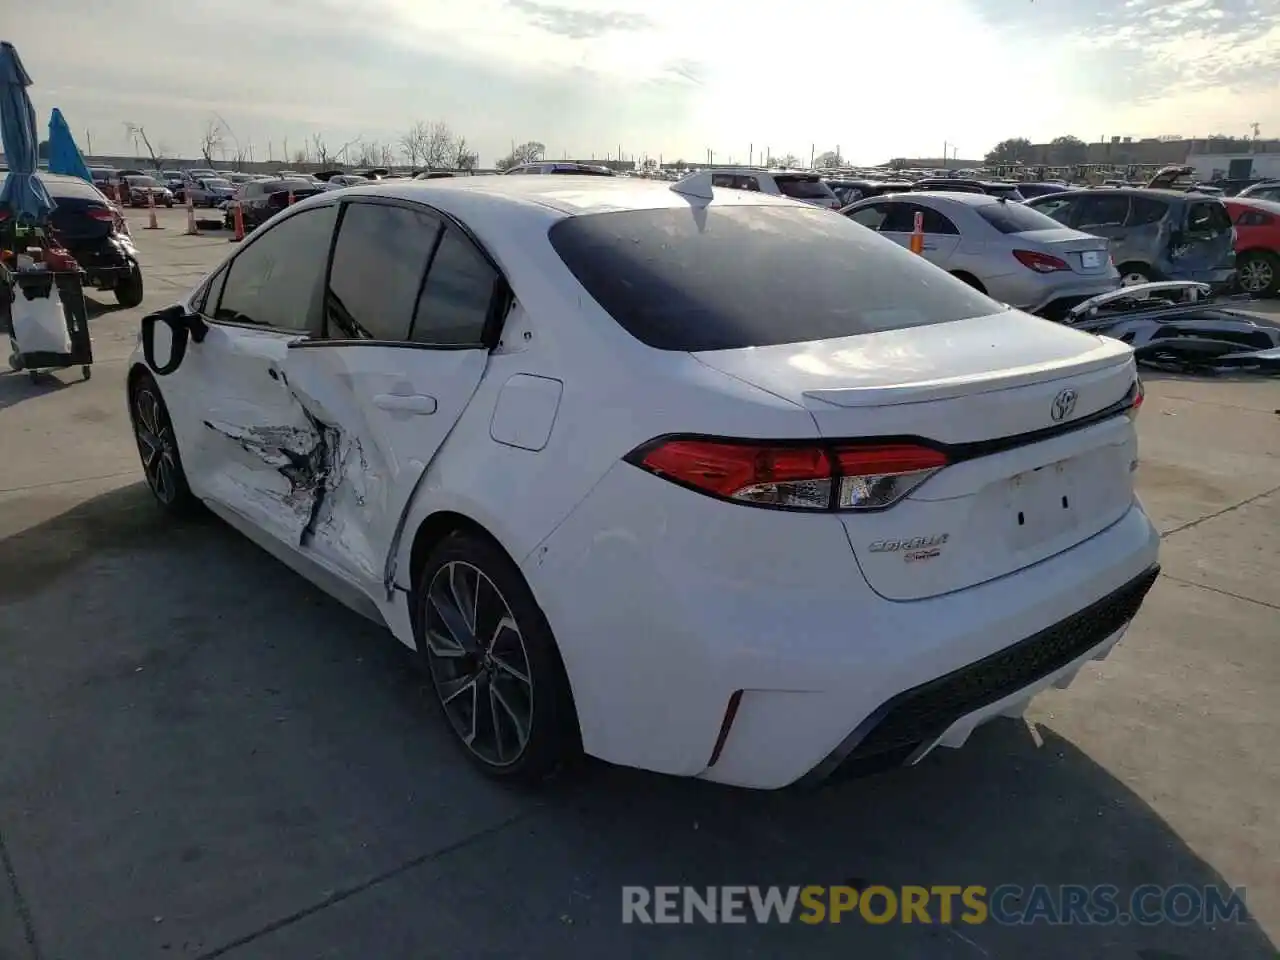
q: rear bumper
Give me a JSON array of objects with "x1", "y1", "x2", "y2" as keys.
[
  {"x1": 527, "y1": 461, "x2": 1161, "y2": 790},
  {"x1": 799, "y1": 563, "x2": 1159, "y2": 785},
  {"x1": 1016, "y1": 276, "x2": 1122, "y2": 314}
]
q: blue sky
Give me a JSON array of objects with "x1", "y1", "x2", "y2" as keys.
[{"x1": 8, "y1": 0, "x2": 1280, "y2": 165}]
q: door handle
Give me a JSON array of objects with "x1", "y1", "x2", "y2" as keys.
[{"x1": 373, "y1": 393, "x2": 437, "y2": 415}]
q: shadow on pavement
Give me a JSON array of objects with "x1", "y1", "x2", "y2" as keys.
[
  {"x1": 0, "y1": 367, "x2": 77, "y2": 412},
  {"x1": 0, "y1": 483, "x2": 1273, "y2": 959}
]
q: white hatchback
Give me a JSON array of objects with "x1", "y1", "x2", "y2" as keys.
[{"x1": 127, "y1": 175, "x2": 1160, "y2": 789}]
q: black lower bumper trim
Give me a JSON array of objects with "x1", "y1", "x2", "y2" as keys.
[{"x1": 802, "y1": 564, "x2": 1161, "y2": 786}]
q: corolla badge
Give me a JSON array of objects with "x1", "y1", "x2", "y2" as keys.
[{"x1": 1051, "y1": 388, "x2": 1078, "y2": 422}]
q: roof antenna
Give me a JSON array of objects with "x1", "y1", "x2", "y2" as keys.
[{"x1": 670, "y1": 171, "x2": 713, "y2": 201}]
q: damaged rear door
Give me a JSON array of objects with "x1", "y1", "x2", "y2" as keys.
[{"x1": 277, "y1": 198, "x2": 502, "y2": 595}]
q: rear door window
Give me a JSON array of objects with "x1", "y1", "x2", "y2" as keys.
[
  {"x1": 1028, "y1": 195, "x2": 1078, "y2": 224},
  {"x1": 1075, "y1": 195, "x2": 1131, "y2": 229},
  {"x1": 411, "y1": 226, "x2": 500, "y2": 345},
  {"x1": 547, "y1": 205, "x2": 1002, "y2": 352},
  {"x1": 326, "y1": 202, "x2": 444, "y2": 341},
  {"x1": 1126, "y1": 196, "x2": 1168, "y2": 226},
  {"x1": 845, "y1": 202, "x2": 891, "y2": 230}
]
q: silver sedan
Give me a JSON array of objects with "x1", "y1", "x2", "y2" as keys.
[{"x1": 842, "y1": 191, "x2": 1121, "y2": 318}]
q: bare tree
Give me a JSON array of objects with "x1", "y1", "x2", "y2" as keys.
[
  {"x1": 423, "y1": 122, "x2": 456, "y2": 169},
  {"x1": 200, "y1": 118, "x2": 225, "y2": 166},
  {"x1": 451, "y1": 136, "x2": 479, "y2": 171},
  {"x1": 310, "y1": 133, "x2": 332, "y2": 166},
  {"x1": 495, "y1": 141, "x2": 545, "y2": 170},
  {"x1": 378, "y1": 142, "x2": 395, "y2": 167},
  {"x1": 124, "y1": 123, "x2": 169, "y2": 171},
  {"x1": 400, "y1": 120, "x2": 429, "y2": 169}
]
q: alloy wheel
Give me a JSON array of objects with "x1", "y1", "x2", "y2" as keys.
[
  {"x1": 1121, "y1": 272, "x2": 1149, "y2": 287},
  {"x1": 423, "y1": 560, "x2": 534, "y2": 767},
  {"x1": 1238, "y1": 258, "x2": 1274, "y2": 294},
  {"x1": 132, "y1": 387, "x2": 179, "y2": 504}
]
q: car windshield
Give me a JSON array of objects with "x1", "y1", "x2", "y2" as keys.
[
  {"x1": 974, "y1": 200, "x2": 1069, "y2": 234},
  {"x1": 547, "y1": 205, "x2": 1003, "y2": 352},
  {"x1": 127, "y1": 176, "x2": 160, "y2": 187},
  {"x1": 774, "y1": 175, "x2": 837, "y2": 201}
]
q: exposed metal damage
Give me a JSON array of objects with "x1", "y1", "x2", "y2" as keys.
[
  {"x1": 203, "y1": 401, "x2": 370, "y2": 549},
  {"x1": 1063, "y1": 282, "x2": 1280, "y2": 375}
]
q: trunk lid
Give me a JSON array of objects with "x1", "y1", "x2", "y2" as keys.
[
  {"x1": 693, "y1": 312, "x2": 1139, "y2": 600},
  {"x1": 1014, "y1": 228, "x2": 1111, "y2": 274}
]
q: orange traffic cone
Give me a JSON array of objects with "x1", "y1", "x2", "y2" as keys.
[
  {"x1": 229, "y1": 201, "x2": 246, "y2": 243},
  {"x1": 184, "y1": 192, "x2": 200, "y2": 235},
  {"x1": 145, "y1": 190, "x2": 162, "y2": 230},
  {"x1": 908, "y1": 210, "x2": 924, "y2": 255}
]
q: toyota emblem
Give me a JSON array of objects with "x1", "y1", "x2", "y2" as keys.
[{"x1": 1051, "y1": 388, "x2": 1078, "y2": 422}]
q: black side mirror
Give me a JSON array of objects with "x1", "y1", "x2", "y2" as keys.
[{"x1": 141, "y1": 305, "x2": 208, "y2": 375}]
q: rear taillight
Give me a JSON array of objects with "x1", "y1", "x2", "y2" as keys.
[
  {"x1": 626, "y1": 438, "x2": 949, "y2": 511},
  {"x1": 88, "y1": 208, "x2": 115, "y2": 221},
  {"x1": 1131, "y1": 378, "x2": 1144, "y2": 417},
  {"x1": 1013, "y1": 249, "x2": 1071, "y2": 273}
]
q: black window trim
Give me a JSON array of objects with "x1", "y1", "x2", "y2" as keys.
[{"x1": 287, "y1": 194, "x2": 511, "y2": 353}]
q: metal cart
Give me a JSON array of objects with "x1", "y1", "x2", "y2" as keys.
[{"x1": 1, "y1": 241, "x2": 94, "y2": 383}]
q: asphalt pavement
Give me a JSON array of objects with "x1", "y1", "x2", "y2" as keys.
[{"x1": 0, "y1": 206, "x2": 1277, "y2": 959}]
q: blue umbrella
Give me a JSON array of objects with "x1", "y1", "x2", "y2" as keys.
[
  {"x1": 0, "y1": 42, "x2": 55, "y2": 225},
  {"x1": 47, "y1": 107, "x2": 92, "y2": 183}
]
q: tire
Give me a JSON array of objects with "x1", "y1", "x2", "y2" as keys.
[
  {"x1": 1117, "y1": 263, "x2": 1153, "y2": 287},
  {"x1": 1235, "y1": 251, "x2": 1279, "y2": 297},
  {"x1": 951, "y1": 271, "x2": 986, "y2": 293},
  {"x1": 164, "y1": 200, "x2": 173, "y2": 208},
  {"x1": 128, "y1": 370, "x2": 201, "y2": 516},
  {"x1": 115, "y1": 265, "x2": 144, "y2": 308},
  {"x1": 415, "y1": 532, "x2": 580, "y2": 783}
]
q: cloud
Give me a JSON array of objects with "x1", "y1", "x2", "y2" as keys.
[{"x1": 505, "y1": 0, "x2": 654, "y2": 38}]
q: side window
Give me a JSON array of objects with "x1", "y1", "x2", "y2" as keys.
[
  {"x1": 1076, "y1": 195, "x2": 1131, "y2": 229},
  {"x1": 1185, "y1": 201, "x2": 1231, "y2": 236},
  {"x1": 1031, "y1": 196, "x2": 1077, "y2": 224},
  {"x1": 879, "y1": 203, "x2": 918, "y2": 233},
  {"x1": 846, "y1": 203, "x2": 890, "y2": 230},
  {"x1": 215, "y1": 205, "x2": 338, "y2": 333},
  {"x1": 711, "y1": 174, "x2": 736, "y2": 188},
  {"x1": 920, "y1": 207, "x2": 959, "y2": 235},
  {"x1": 326, "y1": 202, "x2": 443, "y2": 341},
  {"x1": 737, "y1": 176, "x2": 761, "y2": 191},
  {"x1": 1236, "y1": 210, "x2": 1270, "y2": 227},
  {"x1": 411, "y1": 226, "x2": 499, "y2": 345},
  {"x1": 1126, "y1": 197, "x2": 1168, "y2": 226}
]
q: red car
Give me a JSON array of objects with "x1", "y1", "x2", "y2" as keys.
[{"x1": 1224, "y1": 197, "x2": 1280, "y2": 296}]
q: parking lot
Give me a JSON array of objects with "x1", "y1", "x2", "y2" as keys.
[{"x1": 0, "y1": 204, "x2": 1277, "y2": 959}]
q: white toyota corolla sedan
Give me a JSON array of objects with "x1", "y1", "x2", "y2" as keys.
[{"x1": 126, "y1": 174, "x2": 1160, "y2": 790}]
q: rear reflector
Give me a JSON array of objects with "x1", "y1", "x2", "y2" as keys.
[
  {"x1": 1131, "y1": 378, "x2": 1144, "y2": 416},
  {"x1": 1013, "y1": 249, "x2": 1071, "y2": 273},
  {"x1": 627, "y1": 437, "x2": 949, "y2": 511}
]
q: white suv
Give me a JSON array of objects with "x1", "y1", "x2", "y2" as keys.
[{"x1": 708, "y1": 167, "x2": 842, "y2": 210}]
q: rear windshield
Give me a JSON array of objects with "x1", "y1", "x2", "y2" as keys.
[
  {"x1": 547, "y1": 206, "x2": 1003, "y2": 352},
  {"x1": 127, "y1": 176, "x2": 160, "y2": 187},
  {"x1": 985, "y1": 184, "x2": 1026, "y2": 202},
  {"x1": 974, "y1": 200, "x2": 1067, "y2": 234},
  {"x1": 29, "y1": 173, "x2": 106, "y2": 201},
  {"x1": 774, "y1": 175, "x2": 836, "y2": 201}
]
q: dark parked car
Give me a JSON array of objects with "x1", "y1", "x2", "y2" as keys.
[
  {"x1": 909, "y1": 178, "x2": 1026, "y2": 201},
  {"x1": 1026, "y1": 188, "x2": 1237, "y2": 288},
  {"x1": 124, "y1": 175, "x2": 174, "y2": 208},
  {"x1": 0, "y1": 172, "x2": 144, "y2": 306},
  {"x1": 222, "y1": 178, "x2": 324, "y2": 231}
]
